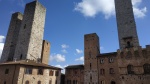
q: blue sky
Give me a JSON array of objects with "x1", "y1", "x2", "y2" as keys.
[{"x1": 0, "y1": 0, "x2": 150, "y2": 73}]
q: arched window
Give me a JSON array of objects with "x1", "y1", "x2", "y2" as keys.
[
  {"x1": 38, "y1": 81, "x2": 41, "y2": 84},
  {"x1": 143, "y1": 64, "x2": 150, "y2": 74},
  {"x1": 4, "y1": 81, "x2": 6, "y2": 84},
  {"x1": 25, "y1": 80, "x2": 29, "y2": 84},
  {"x1": 127, "y1": 65, "x2": 134, "y2": 74},
  {"x1": 111, "y1": 81, "x2": 116, "y2": 84}
]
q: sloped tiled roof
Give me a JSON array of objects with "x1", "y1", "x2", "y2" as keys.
[
  {"x1": 65, "y1": 64, "x2": 84, "y2": 69},
  {"x1": 0, "y1": 60, "x2": 62, "y2": 70}
]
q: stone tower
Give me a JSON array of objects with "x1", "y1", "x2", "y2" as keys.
[
  {"x1": 0, "y1": 12, "x2": 23, "y2": 62},
  {"x1": 115, "y1": 0, "x2": 139, "y2": 49},
  {"x1": 41, "y1": 40, "x2": 50, "y2": 64},
  {"x1": 84, "y1": 33, "x2": 100, "y2": 84},
  {"x1": 13, "y1": 1, "x2": 46, "y2": 61}
]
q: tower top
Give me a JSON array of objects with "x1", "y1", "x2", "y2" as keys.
[{"x1": 115, "y1": 0, "x2": 140, "y2": 49}]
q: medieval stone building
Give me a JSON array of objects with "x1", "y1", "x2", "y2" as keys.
[
  {"x1": 0, "y1": 1, "x2": 61, "y2": 84},
  {"x1": 65, "y1": 0, "x2": 150, "y2": 84}
]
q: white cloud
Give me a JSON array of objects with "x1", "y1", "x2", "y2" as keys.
[
  {"x1": 61, "y1": 44, "x2": 69, "y2": 49},
  {"x1": 76, "y1": 49, "x2": 83, "y2": 54},
  {"x1": 75, "y1": 0, "x2": 147, "y2": 19},
  {"x1": 0, "y1": 35, "x2": 5, "y2": 59},
  {"x1": 0, "y1": 35, "x2": 5, "y2": 43},
  {"x1": 61, "y1": 49, "x2": 68, "y2": 53},
  {"x1": 0, "y1": 43, "x2": 4, "y2": 59},
  {"x1": 75, "y1": 56, "x2": 84, "y2": 61},
  {"x1": 55, "y1": 64, "x2": 68, "y2": 74},
  {"x1": 50, "y1": 54, "x2": 65, "y2": 62}
]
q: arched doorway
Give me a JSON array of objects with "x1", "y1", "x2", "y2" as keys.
[{"x1": 111, "y1": 81, "x2": 116, "y2": 84}]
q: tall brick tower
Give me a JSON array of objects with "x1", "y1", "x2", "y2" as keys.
[
  {"x1": 0, "y1": 12, "x2": 23, "y2": 62},
  {"x1": 84, "y1": 33, "x2": 100, "y2": 84},
  {"x1": 13, "y1": 1, "x2": 46, "y2": 61},
  {"x1": 115, "y1": 0, "x2": 139, "y2": 49}
]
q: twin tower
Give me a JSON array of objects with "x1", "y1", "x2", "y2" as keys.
[{"x1": 0, "y1": 1, "x2": 50, "y2": 64}]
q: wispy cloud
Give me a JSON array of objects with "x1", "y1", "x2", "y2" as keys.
[
  {"x1": 61, "y1": 49, "x2": 68, "y2": 53},
  {"x1": 76, "y1": 49, "x2": 83, "y2": 54},
  {"x1": 50, "y1": 53, "x2": 65, "y2": 62},
  {"x1": 61, "y1": 44, "x2": 69, "y2": 49},
  {"x1": 61, "y1": 44, "x2": 69, "y2": 53},
  {"x1": 74, "y1": 0, "x2": 147, "y2": 19},
  {"x1": 75, "y1": 56, "x2": 84, "y2": 61}
]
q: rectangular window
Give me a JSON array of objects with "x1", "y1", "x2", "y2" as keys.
[
  {"x1": 110, "y1": 68, "x2": 114, "y2": 74},
  {"x1": 38, "y1": 68, "x2": 43, "y2": 75},
  {"x1": 25, "y1": 68, "x2": 32, "y2": 74},
  {"x1": 55, "y1": 71, "x2": 59, "y2": 76},
  {"x1": 100, "y1": 69, "x2": 105, "y2": 75},
  {"x1": 5, "y1": 69, "x2": 9, "y2": 74},
  {"x1": 49, "y1": 70, "x2": 54, "y2": 76}
]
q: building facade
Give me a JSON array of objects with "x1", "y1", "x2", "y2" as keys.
[
  {"x1": 65, "y1": 0, "x2": 150, "y2": 84},
  {"x1": 0, "y1": 60, "x2": 61, "y2": 84},
  {"x1": 0, "y1": 1, "x2": 61, "y2": 84},
  {"x1": 65, "y1": 65, "x2": 84, "y2": 84}
]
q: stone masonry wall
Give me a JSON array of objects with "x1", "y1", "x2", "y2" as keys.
[
  {"x1": 84, "y1": 33, "x2": 100, "y2": 84},
  {"x1": 14, "y1": 1, "x2": 46, "y2": 61},
  {"x1": 115, "y1": 0, "x2": 139, "y2": 49},
  {"x1": 0, "y1": 12, "x2": 23, "y2": 63}
]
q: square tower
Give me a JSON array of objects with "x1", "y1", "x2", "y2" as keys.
[
  {"x1": 0, "y1": 12, "x2": 23, "y2": 63},
  {"x1": 14, "y1": 1, "x2": 46, "y2": 61},
  {"x1": 84, "y1": 33, "x2": 100, "y2": 84},
  {"x1": 41, "y1": 40, "x2": 50, "y2": 64},
  {"x1": 115, "y1": 0, "x2": 140, "y2": 49}
]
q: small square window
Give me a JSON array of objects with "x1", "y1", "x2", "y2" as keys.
[
  {"x1": 5, "y1": 69, "x2": 9, "y2": 74},
  {"x1": 110, "y1": 68, "x2": 114, "y2": 74},
  {"x1": 38, "y1": 68, "x2": 43, "y2": 75},
  {"x1": 25, "y1": 68, "x2": 32, "y2": 74}
]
